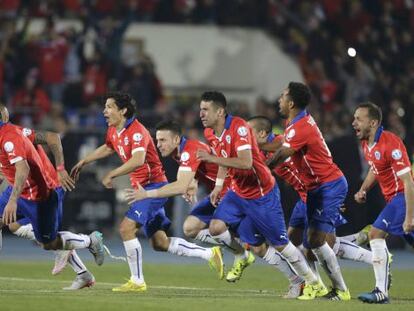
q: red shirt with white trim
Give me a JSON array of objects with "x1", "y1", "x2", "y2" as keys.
[
  {"x1": 105, "y1": 118, "x2": 167, "y2": 188},
  {"x1": 204, "y1": 115, "x2": 275, "y2": 199},
  {"x1": 282, "y1": 111, "x2": 343, "y2": 190},
  {"x1": 261, "y1": 133, "x2": 307, "y2": 202},
  {"x1": 174, "y1": 137, "x2": 230, "y2": 196},
  {"x1": 361, "y1": 128, "x2": 412, "y2": 202},
  {"x1": 0, "y1": 123, "x2": 54, "y2": 200}
]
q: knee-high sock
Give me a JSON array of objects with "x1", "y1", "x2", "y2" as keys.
[
  {"x1": 124, "y1": 238, "x2": 144, "y2": 284},
  {"x1": 370, "y1": 239, "x2": 390, "y2": 295},
  {"x1": 263, "y1": 246, "x2": 303, "y2": 284}
]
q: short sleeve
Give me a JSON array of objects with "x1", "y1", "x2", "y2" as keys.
[
  {"x1": 2, "y1": 132, "x2": 27, "y2": 164},
  {"x1": 178, "y1": 143, "x2": 202, "y2": 172},
  {"x1": 232, "y1": 120, "x2": 252, "y2": 152},
  {"x1": 105, "y1": 130, "x2": 115, "y2": 150},
  {"x1": 386, "y1": 137, "x2": 412, "y2": 177},
  {"x1": 129, "y1": 129, "x2": 149, "y2": 155},
  {"x1": 283, "y1": 123, "x2": 308, "y2": 152}
]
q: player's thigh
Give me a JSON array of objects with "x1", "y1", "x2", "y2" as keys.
[{"x1": 288, "y1": 226, "x2": 303, "y2": 246}]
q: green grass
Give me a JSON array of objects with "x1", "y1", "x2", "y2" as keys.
[{"x1": 0, "y1": 261, "x2": 413, "y2": 311}]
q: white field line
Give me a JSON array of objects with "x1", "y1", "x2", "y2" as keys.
[{"x1": 0, "y1": 276, "x2": 275, "y2": 295}]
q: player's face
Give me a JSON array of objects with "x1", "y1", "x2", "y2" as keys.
[
  {"x1": 278, "y1": 89, "x2": 290, "y2": 119},
  {"x1": 103, "y1": 98, "x2": 125, "y2": 127},
  {"x1": 156, "y1": 130, "x2": 180, "y2": 157},
  {"x1": 200, "y1": 100, "x2": 221, "y2": 128},
  {"x1": 352, "y1": 108, "x2": 374, "y2": 140}
]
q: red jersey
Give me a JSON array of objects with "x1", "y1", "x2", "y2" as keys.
[
  {"x1": 174, "y1": 137, "x2": 230, "y2": 196},
  {"x1": 204, "y1": 115, "x2": 275, "y2": 199},
  {"x1": 261, "y1": 133, "x2": 307, "y2": 202},
  {"x1": 282, "y1": 111, "x2": 343, "y2": 190},
  {"x1": 18, "y1": 127, "x2": 60, "y2": 189},
  {"x1": 105, "y1": 118, "x2": 167, "y2": 188},
  {"x1": 0, "y1": 122, "x2": 54, "y2": 200},
  {"x1": 361, "y1": 127, "x2": 412, "y2": 202}
]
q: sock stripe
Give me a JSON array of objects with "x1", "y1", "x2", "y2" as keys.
[
  {"x1": 339, "y1": 240, "x2": 360, "y2": 249},
  {"x1": 136, "y1": 248, "x2": 141, "y2": 278},
  {"x1": 70, "y1": 254, "x2": 84, "y2": 270},
  {"x1": 178, "y1": 243, "x2": 206, "y2": 251}
]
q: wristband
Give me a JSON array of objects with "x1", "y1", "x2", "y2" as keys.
[
  {"x1": 56, "y1": 164, "x2": 65, "y2": 172},
  {"x1": 215, "y1": 178, "x2": 224, "y2": 187}
]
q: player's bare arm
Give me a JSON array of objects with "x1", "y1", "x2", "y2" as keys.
[
  {"x1": 400, "y1": 172, "x2": 414, "y2": 233},
  {"x1": 354, "y1": 169, "x2": 377, "y2": 204},
  {"x1": 266, "y1": 145, "x2": 295, "y2": 169},
  {"x1": 183, "y1": 178, "x2": 198, "y2": 204},
  {"x1": 196, "y1": 149, "x2": 252, "y2": 170},
  {"x1": 70, "y1": 144, "x2": 114, "y2": 180},
  {"x1": 209, "y1": 165, "x2": 227, "y2": 207},
  {"x1": 260, "y1": 138, "x2": 283, "y2": 153},
  {"x1": 124, "y1": 170, "x2": 196, "y2": 204},
  {"x1": 33, "y1": 130, "x2": 75, "y2": 191},
  {"x1": 102, "y1": 149, "x2": 146, "y2": 189},
  {"x1": 2, "y1": 160, "x2": 29, "y2": 225}
]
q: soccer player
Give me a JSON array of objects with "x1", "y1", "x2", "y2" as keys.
[
  {"x1": 71, "y1": 92, "x2": 223, "y2": 292},
  {"x1": 0, "y1": 107, "x2": 104, "y2": 277},
  {"x1": 124, "y1": 119, "x2": 254, "y2": 282},
  {"x1": 0, "y1": 104, "x2": 95, "y2": 290},
  {"x1": 266, "y1": 83, "x2": 350, "y2": 300},
  {"x1": 248, "y1": 116, "x2": 372, "y2": 266},
  {"x1": 196, "y1": 91, "x2": 324, "y2": 300},
  {"x1": 353, "y1": 102, "x2": 414, "y2": 303}
]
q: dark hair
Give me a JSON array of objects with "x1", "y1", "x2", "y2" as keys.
[
  {"x1": 200, "y1": 91, "x2": 227, "y2": 109},
  {"x1": 357, "y1": 102, "x2": 382, "y2": 124},
  {"x1": 155, "y1": 120, "x2": 182, "y2": 136},
  {"x1": 247, "y1": 116, "x2": 272, "y2": 134},
  {"x1": 287, "y1": 82, "x2": 311, "y2": 109},
  {"x1": 104, "y1": 92, "x2": 136, "y2": 119}
]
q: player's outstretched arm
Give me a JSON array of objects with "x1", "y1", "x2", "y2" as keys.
[
  {"x1": 101, "y1": 149, "x2": 146, "y2": 189},
  {"x1": 70, "y1": 144, "x2": 114, "y2": 181},
  {"x1": 400, "y1": 172, "x2": 414, "y2": 233},
  {"x1": 197, "y1": 149, "x2": 253, "y2": 169},
  {"x1": 2, "y1": 160, "x2": 29, "y2": 225},
  {"x1": 354, "y1": 169, "x2": 377, "y2": 204},
  {"x1": 124, "y1": 170, "x2": 196, "y2": 204},
  {"x1": 33, "y1": 131, "x2": 75, "y2": 191},
  {"x1": 260, "y1": 138, "x2": 283, "y2": 153},
  {"x1": 266, "y1": 145, "x2": 295, "y2": 169}
]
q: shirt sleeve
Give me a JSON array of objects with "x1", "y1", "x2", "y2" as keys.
[
  {"x1": 21, "y1": 127, "x2": 36, "y2": 143},
  {"x1": 387, "y1": 137, "x2": 412, "y2": 177},
  {"x1": 2, "y1": 132, "x2": 27, "y2": 164},
  {"x1": 105, "y1": 130, "x2": 115, "y2": 150},
  {"x1": 233, "y1": 120, "x2": 252, "y2": 152},
  {"x1": 178, "y1": 143, "x2": 201, "y2": 172},
  {"x1": 282, "y1": 123, "x2": 307, "y2": 152},
  {"x1": 130, "y1": 129, "x2": 149, "y2": 155}
]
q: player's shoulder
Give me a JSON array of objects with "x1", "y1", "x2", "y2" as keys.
[
  {"x1": 381, "y1": 130, "x2": 404, "y2": 145},
  {"x1": 229, "y1": 117, "x2": 250, "y2": 137}
]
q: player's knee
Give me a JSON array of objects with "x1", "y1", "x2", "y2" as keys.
[
  {"x1": 250, "y1": 244, "x2": 267, "y2": 257},
  {"x1": 119, "y1": 223, "x2": 136, "y2": 239},
  {"x1": 208, "y1": 222, "x2": 226, "y2": 236},
  {"x1": 183, "y1": 223, "x2": 197, "y2": 238},
  {"x1": 42, "y1": 241, "x2": 58, "y2": 250},
  {"x1": 151, "y1": 237, "x2": 169, "y2": 252}
]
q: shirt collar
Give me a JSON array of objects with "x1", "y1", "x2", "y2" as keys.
[
  {"x1": 179, "y1": 136, "x2": 187, "y2": 153},
  {"x1": 224, "y1": 114, "x2": 233, "y2": 129},
  {"x1": 288, "y1": 110, "x2": 308, "y2": 127},
  {"x1": 374, "y1": 126, "x2": 383, "y2": 143},
  {"x1": 267, "y1": 132, "x2": 276, "y2": 143},
  {"x1": 123, "y1": 117, "x2": 135, "y2": 129},
  {"x1": 0, "y1": 121, "x2": 5, "y2": 127}
]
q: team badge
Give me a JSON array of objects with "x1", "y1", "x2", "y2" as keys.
[
  {"x1": 225, "y1": 135, "x2": 231, "y2": 144},
  {"x1": 391, "y1": 149, "x2": 402, "y2": 160},
  {"x1": 4, "y1": 141, "x2": 14, "y2": 152},
  {"x1": 237, "y1": 126, "x2": 248, "y2": 137},
  {"x1": 286, "y1": 129, "x2": 295, "y2": 141},
  {"x1": 180, "y1": 152, "x2": 190, "y2": 162},
  {"x1": 133, "y1": 133, "x2": 143, "y2": 142},
  {"x1": 124, "y1": 137, "x2": 129, "y2": 145},
  {"x1": 374, "y1": 151, "x2": 381, "y2": 160},
  {"x1": 22, "y1": 128, "x2": 32, "y2": 137}
]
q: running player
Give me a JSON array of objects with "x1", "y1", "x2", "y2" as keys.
[
  {"x1": 353, "y1": 102, "x2": 414, "y2": 303},
  {"x1": 71, "y1": 92, "x2": 223, "y2": 292}
]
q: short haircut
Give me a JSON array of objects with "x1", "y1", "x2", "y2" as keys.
[
  {"x1": 287, "y1": 82, "x2": 311, "y2": 109},
  {"x1": 104, "y1": 92, "x2": 136, "y2": 119},
  {"x1": 247, "y1": 116, "x2": 273, "y2": 134},
  {"x1": 200, "y1": 91, "x2": 227, "y2": 109},
  {"x1": 155, "y1": 120, "x2": 182, "y2": 136},
  {"x1": 357, "y1": 102, "x2": 382, "y2": 124}
]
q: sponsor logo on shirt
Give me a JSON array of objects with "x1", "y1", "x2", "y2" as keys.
[{"x1": 391, "y1": 149, "x2": 402, "y2": 160}]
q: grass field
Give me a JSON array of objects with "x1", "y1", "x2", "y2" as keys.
[{"x1": 0, "y1": 261, "x2": 413, "y2": 311}]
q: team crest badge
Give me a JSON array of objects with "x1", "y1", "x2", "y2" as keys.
[
  {"x1": 237, "y1": 126, "x2": 248, "y2": 137},
  {"x1": 374, "y1": 151, "x2": 381, "y2": 160},
  {"x1": 391, "y1": 149, "x2": 402, "y2": 160},
  {"x1": 133, "y1": 133, "x2": 143, "y2": 142},
  {"x1": 4, "y1": 141, "x2": 14, "y2": 152},
  {"x1": 226, "y1": 135, "x2": 231, "y2": 144}
]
